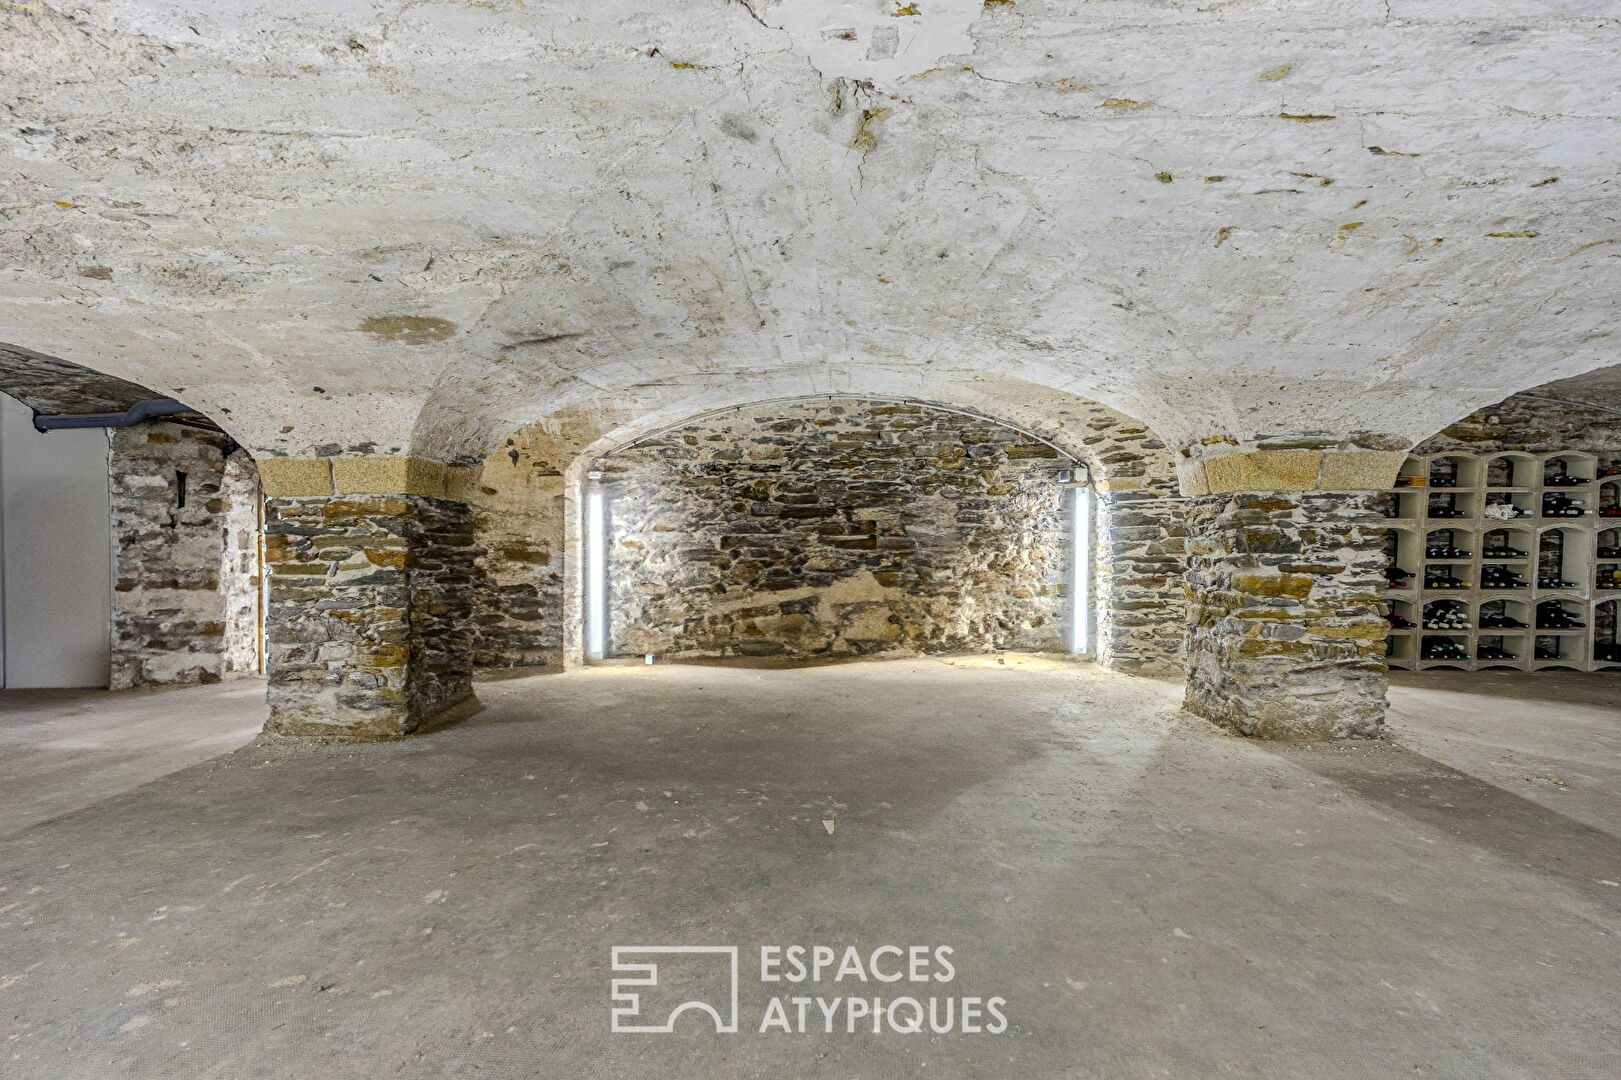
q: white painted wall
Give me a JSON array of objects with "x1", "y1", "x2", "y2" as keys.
[{"x1": 0, "y1": 393, "x2": 112, "y2": 688}]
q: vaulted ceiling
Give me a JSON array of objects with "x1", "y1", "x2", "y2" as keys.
[{"x1": 1, "y1": 0, "x2": 1616, "y2": 462}]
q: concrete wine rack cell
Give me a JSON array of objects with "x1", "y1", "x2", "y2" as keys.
[{"x1": 1380, "y1": 451, "x2": 1618, "y2": 671}]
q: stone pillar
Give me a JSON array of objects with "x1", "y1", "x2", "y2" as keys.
[
  {"x1": 1178, "y1": 448, "x2": 1404, "y2": 740},
  {"x1": 259, "y1": 458, "x2": 481, "y2": 738}
]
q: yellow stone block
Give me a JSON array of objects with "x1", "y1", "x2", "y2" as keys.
[
  {"x1": 332, "y1": 456, "x2": 447, "y2": 497},
  {"x1": 1318, "y1": 450, "x2": 1406, "y2": 491},
  {"x1": 402, "y1": 457, "x2": 448, "y2": 497},
  {"x1": 1231, "y1": 571, "x2": 1314, "y2": 599},
  {"x1": 1174, "y1": 460, "x2": 1210, "y2": 496},
  {"x1": 441, "y1": 465, "x2": 483, "y2": 503},
  {"x1": 259, "y1": 458, "x2": 334, "y2": 497},
  {"x1": 1184, "y1": 447, "x2": 1409, "y2": 494},
  {"x1": 1205, "y1": 450, "x2": 1323, "y2": 493}
]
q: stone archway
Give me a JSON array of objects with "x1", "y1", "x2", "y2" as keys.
[
  {"x1": 461, "y1": 387, "x2": 1188, "y2": 681},
  {"x1": 583, "y1": 397, "x2": 1084, "y2": 665},
  {"x1": 0, "y1": 342, "x2": 265, "y2": 691}
]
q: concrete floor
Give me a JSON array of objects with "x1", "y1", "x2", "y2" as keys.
[
  {"x1": 1388, "y1": 669, "x2": 1621, "y2": 839},
  {"x1": 1, "y1": 658, "x2": 1618, "y2": 1078},
  {"x1": 0, "y1": 680, "x2": 266, "y2": 836}
]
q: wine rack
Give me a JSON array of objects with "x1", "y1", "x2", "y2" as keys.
[{"x1": 1380, "y1": 451, "x2": 1621, "y2": 671}]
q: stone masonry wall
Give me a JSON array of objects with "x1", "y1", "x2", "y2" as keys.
[
  {"x1": 220, "y1": 452, "x2": 262, "y2": 673},
  {"x1": 467, "y1": 395, "x2": 1190, "y2": 672},
  {"x1": 1415, "y1": 393, "x2": 1621, "y2": 457},
  {"x1": 465, "y1": 425, "x2": 567, "y2": 669},
  {"x1": 597, "y1": 401, "x2": 1072, "y2": 660},
  {"x1": 1096, "y1": 489, "x2": 1187, "y2": 674},
  {"x1": 1066, "y1": 405, "x2": 1187, "y2": 674},
  {"x1": 109, "y1": 423, "x2": 260, "y2": 688},
  {"x1": 264, "y1": 494, "x2": 480, "y2": 737},
  {"x1": 1183, "y1": 491, "x2": 1389, "y2": 740}
]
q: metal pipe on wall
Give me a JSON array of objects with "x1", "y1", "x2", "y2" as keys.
[{"x1": 31, "y1": 398, "x2": 194, "y2": 432}]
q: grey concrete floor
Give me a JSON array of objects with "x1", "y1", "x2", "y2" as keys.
[
  {"x1": 1388, "y1": 669, "x2": 1621, "y2": 838},
  {"x1": 0, "y1": 680, "x2": 265, "y2": 836},
  {"x1": 2, "y1": 658, "x2": 1618, "y2": 1078}
]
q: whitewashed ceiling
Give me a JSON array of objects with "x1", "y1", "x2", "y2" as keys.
[{"x1": 1, "y1": 0, "x2": 1615, "y2": 462}]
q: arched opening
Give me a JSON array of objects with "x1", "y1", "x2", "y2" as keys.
[
  {"x1": 579, "y1": 397, "x2": 1089, "y2": 666},
  {"x1": 459, "y1": 388, "x2": 1186, "y2": 681},
  {"x1": 0, "y1": 342, "x2": 264, "y2": 689},
  {"x1": 1387, "y1": 370, "x2": 1621, "y2": 673}
]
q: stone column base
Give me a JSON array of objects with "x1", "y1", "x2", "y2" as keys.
[
  {"x1": 1183, "y1": 491, "x2": 1388, "y2": 740},
  {"x1": 264, "y1": 494, "x2": 482, "y2": 738}
]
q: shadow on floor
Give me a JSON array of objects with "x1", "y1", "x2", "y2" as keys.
[
  {"x1": 1269, "y1": 739, "x2": 1621, "y2": 907},
  {"x1": 1388, "y1": 668, "x2": 1621, "y2": 707}
]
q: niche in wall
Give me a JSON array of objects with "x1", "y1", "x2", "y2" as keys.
[{"x1": 592, "y1": 400, "x2": 1075, "y2": 661}]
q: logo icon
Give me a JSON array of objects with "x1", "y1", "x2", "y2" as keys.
[{"x1": 610, "y1": 946, "x2": 739, "y2": 1033}]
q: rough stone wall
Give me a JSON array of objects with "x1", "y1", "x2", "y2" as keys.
[
  {"x1": 109, "y1": 423, "x2": 260, "y2": 688},
  {"x1": 1183, "y1": 491, "x2": 1388, "y2": 740},
  {"x1": 597, "y1": 401, "x2": 1071, "y2": 660},
  {"x1": 0, "y1": 341, "x2": 166, "y2": 415},
  {"x1": 1064, "y1": 406, "x2": 1188, "y2": 675},
  {"x1": 1415, "y1": 394, "x2": 1621, "y2": 457},
  {"x1": 1096, "y1": 490, "x2": 1188, "y2": 675},
  {"x1": 464, "y1": 426, "x2": 567, "y2": 669},
  {"x1": 263, "y1": 495, "x2": 480, "y2": 737},
  {"x1": 465, "y1": 394, "x2": 1189, "y2": 672},
  {"x1": 220, "y1": 453, "x2": 262, "y2": 674}
]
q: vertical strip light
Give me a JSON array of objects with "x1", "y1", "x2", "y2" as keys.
[
  {"x1": 257, "y1": 484, "x2": 269, "y2": 674},
  {"x1": 1072, "y1": 484, "x2": 1091, "y2": 654},
  {"x1": 586, "y1": 488, "x2": 605, "y2": 660}
]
